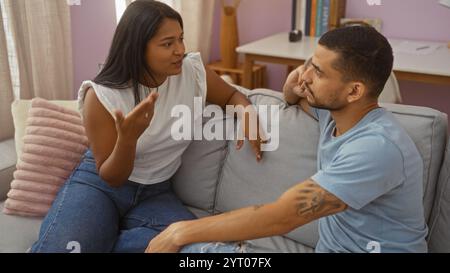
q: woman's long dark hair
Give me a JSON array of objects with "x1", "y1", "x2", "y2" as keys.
[{"x1": 94, "y1": 0, "x2": 183, "y2": 105}]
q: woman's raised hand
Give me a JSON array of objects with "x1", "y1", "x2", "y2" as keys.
[{"x1": 114, "y1": 91, "x2": 159, "y2": 142}]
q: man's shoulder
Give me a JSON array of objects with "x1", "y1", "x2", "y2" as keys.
[
  {"x1": 342, "y1": 116, "x2": 421, "y2": 169},
  {"x1": 348, "y1": 109, "x2": 409, "y2": 149},
  {"x1": 343, "y1": 131, "x2": 403, "y2": 158}
]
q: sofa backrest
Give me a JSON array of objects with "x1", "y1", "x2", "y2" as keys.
[
  {"x1": 378, "y1": 103, "x2": 448, "y2": 222},
  {"x1": 213, "y1": 89, "x2": 321, "y2": 248},
  {"x1": 428, "y1": 138, "x2": 450, "y2": 253},
  {"x1": 172, "y1": 88, "x2": 448, "y2": 249}
]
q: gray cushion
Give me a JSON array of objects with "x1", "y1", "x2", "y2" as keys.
[
  {"x1": 246, "y1": 237, "x2": 314, "y2": 253},
  {"x1": 172, "y1": 84, "x2": 253, "y2": 212},
  {"x1": 0, "y1": 201, "x2": 42, "y2": 253},
  {"x1": 215, "y1": 89, "x2": 321, "y2": 248},
  {"x1": 380, "y1": 103, "x2": 448, "y2": 223},
  {"x1": 0, "y1": 139, "x2": 16, "y2": 201},
  {"x1": 428, "y1": 139, "x2": 450, "y2": 253},
  {"x1": 172, "y1": 115, "x2": 228, "y2": 212}
]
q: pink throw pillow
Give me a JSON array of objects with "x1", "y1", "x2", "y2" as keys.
[{"x1": 3, "y1": 98, "x2": 89, "y2": 217}]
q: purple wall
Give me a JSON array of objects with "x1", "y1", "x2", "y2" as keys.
[
  {"x1": 70, "y1": 0, "x2": 116, "y2": 96},
  {"x1": 210, "y1": 0, "x2": 450, "y2": 125},
  {"x1": 346, "y1": 0, "x2": 450, "y2": 42},
  {"x1": 346, "y1": 0, "x2": 450, "y2": 124}
]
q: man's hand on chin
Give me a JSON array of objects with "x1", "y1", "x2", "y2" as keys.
[{"x1": 283, "y1": 62, "x2": 310, "y2": 105}]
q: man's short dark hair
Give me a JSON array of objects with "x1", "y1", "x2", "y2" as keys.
[{"x1": 318, "y1": 26, "x2": 394, "y2": 99}]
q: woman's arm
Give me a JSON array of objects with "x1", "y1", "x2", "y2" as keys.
[
  {"x1": 83, "y1": 88, "x2": 158, "y2": 187},
  {"x1": 205, "y1": 67, "x2": 264, "y2": 161}
]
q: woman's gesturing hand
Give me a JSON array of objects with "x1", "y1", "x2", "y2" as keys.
[{"x1": 114, "y1": 91, "x2": 159, "y2": 142}]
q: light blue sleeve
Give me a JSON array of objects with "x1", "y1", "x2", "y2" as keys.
[
  {"x1": 311, "y1": 135, "x2": 405, "y2": 210},
  {"x1": 310, "y1": 107, "x2": 320, "y2": 120},
  {"x1": 310, "y1": 107, "x2": 332, "y2": 134}
]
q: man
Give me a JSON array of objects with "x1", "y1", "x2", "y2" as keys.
[{"x1": 146, "y1": 26, "x2": 428, "y2": 253}]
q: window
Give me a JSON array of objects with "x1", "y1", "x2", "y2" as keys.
[
  {"x1": 114, "y1": 0, "x2": 127, "y2": 23},
  {"x1": 0, "y1": 0, "x2": 20, "y2": 99},
  {"x1": 115, "y1": 0, "x2": 176, "y2": 23}
]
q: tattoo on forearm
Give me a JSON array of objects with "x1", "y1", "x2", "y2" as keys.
[{"x1": 295, "y1": 181, "x2": 346, "y2": 217}]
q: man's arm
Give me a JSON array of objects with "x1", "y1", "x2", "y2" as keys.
[{"x1": 146, "y1": 179, "x2": 347, "y2": 252}]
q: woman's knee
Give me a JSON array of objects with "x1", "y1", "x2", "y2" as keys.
[{"x1": 31, "y1": 180, "x2": 119, "y2": 253}]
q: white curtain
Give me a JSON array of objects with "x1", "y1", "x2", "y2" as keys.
[
  {"x1": 122, "y1": 0, "x2": 215, "y2": 63},
  {"x1": 3, "y1": 0, "x2": 73, "y2": 100},
  {"x1": 175, "y1": 0, "x2": 214, "y2": 63},
  {"x1": 0, "y1": 4, "x2": 14, "y2": 141}
]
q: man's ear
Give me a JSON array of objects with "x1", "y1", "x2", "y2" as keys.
[{"x1": 346, "y1": 82, "x2": 366, "y2": 103}]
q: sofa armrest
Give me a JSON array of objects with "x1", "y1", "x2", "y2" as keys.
[{"x1": 0, "y1": 139, "x2": 17, "y2": 201}]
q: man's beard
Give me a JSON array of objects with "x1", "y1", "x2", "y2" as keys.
[{"x1": 304, "y1": 84, "x2": 345, "y2": 111}]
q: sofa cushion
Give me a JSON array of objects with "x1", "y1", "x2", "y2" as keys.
[
  {"x1": 214, "y1": 89, "x2": 448, "y2": 249},
  {"x1": 172, "y1": 135, "x2": 227, "y2": 212},
  {"x1": 172, "y1": 84, "x2": 250, "y2": 212},
  {"x1": 380, "y1": 103, "x2": 448, "y2": 223},
  {"x1": 0, "y1": 201, "x2": 43, "y2": 253},
  {"x1": 428, "y1": 138, "x2": 450, "y2": 253},
  {"x1": 215, "y1": 89, "x2": 321, "y2": 248},
  {"x1": 0, "y1": 139, "x2": 16, "y2": 201},
  {"x1": 4, "y1": 98, "x2": 88, "y2": 217}
]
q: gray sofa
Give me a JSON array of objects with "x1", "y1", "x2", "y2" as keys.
[{"x1": 0, "y1": 88, "x2": 449, "y2": 253}]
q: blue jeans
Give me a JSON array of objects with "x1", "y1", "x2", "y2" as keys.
[
  {"x1": 181, "y1": 242, "x2": 253, "y2": 253},
  {"x1": 30, "y1": 150, "x2": 195, "y2": 253}
]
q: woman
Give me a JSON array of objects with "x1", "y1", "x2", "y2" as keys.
[{"x1": 31, "y1": 0, "x2": 263, "y2": 253}]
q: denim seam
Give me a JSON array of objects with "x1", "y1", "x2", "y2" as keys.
[
  {"x1": 124, "y1": 214, "x2": 156, "y2": 227},
  {"x1": 69, "y1": 179, "x2": 124, "y2": 218},
  {"x1": 133, "y1": 184, "x2": 145, "y2": 207}
]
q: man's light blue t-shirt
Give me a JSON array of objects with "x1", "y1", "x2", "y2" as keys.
[{"x1": 310, "y1": 107, "x2": 428, "y2": 253}]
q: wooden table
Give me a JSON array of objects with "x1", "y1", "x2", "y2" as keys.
[{"x1": 237, "y1": 32, "x2": 450, "y2": 89}]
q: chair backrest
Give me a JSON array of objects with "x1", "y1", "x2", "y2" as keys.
[{"x1": 379, "y1": 72, "x2": 402, "y2": 104}]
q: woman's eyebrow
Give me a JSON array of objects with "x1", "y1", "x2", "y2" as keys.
[
  {"x1": 160, "y1": 32, "x2": 184, "y2": 42},
  {"x1": 160, "y1": 36, "x2": 175, "y2": 42}
]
